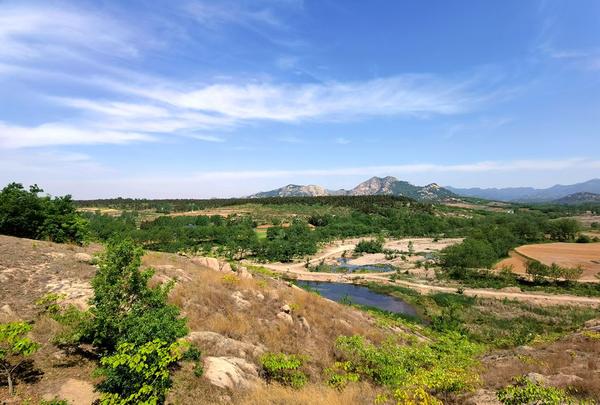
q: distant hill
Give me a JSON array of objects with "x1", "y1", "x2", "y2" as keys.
[
  {"x1": 448, "y1": 178, "x2": 600, "y2": 202},
  {"x1": 552, "y1": 192, "x2": 600, "y2": 205},
  {"x1": 249, "y1": 176, "x2": 457, "y2": 201}
]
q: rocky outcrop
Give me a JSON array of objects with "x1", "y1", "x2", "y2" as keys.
[
  {"x1": 231, "y1": 291, "x2": 251, "y2": 310},
  {"x1": 74, "y1": 252, "x2": 93, "y2": 264},
  {"x1": 187, "y1": 331, "x2": 265, "y2": 358},
  {"x1": 203, "y1": 356, "x2": 260, "y2": 390}
]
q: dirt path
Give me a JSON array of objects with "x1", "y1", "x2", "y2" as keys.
[{"x1": 250, "y1": 238, "x2": 600, "y2": 307}]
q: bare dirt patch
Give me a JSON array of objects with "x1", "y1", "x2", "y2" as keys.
[{"x1": 513, "y1": 243, "x2": 600, "y2": 281}]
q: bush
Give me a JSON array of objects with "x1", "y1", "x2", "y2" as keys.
[
  {"x1": 526, "y1": 261, "x2": 583, "y2": 282},
  {"x1": 355, "y1": 237, "x2": 384, "y2": 254},
  {"x1": 97, "y1": 339, "x2": 184, "y2": 404},
  {"x1": 497, "y1": 376, "x2": 574, "y2": 405},
  {"x1": 441, "y1": 238, "x2": 497, "y2": 269},
  {"x1": 260, "y1": 352, "x2": 308, "y2": 389},
  {"x1": 333, "y1": 332, "x2": 482, "y2": 397},
  {"x1": 0, "y1": 321, "x2": 40, "y2": 396},
  {"x1": 86, "y1": 238, "x2": 187, "y2": 353},
  {"x1": 576, "y1": 234, "x2": 591, "y2": 243}
]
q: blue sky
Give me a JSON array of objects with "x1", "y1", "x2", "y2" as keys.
[{"x1": 0, "y1": 0, "x2": 599, "y2": 198}]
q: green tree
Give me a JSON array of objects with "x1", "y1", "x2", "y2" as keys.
[
  {"x1": 0, "y1": 183, "x2": 45, "y2": 239},
  {"x1": 0, "y1": 321, "x2": 40, "y2": 396},
  {"x1": 547, "y1": 219, "x2": 580, "y2": 242},
  {"x1": 97, "y1": 339, "x2": 184, "y2": 404},
  {"x1": 0, "y1": 182, "x2": 87, "y2": 244},
  {"x1": 441, "y1": 238, "x2": 497, "y2": 269},
  {"x1": 86, "y1": 238, "x2": 187, "y2": 353}
]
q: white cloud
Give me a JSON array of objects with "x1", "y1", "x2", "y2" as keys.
[
  {"x1": 180, "y1": 158, "x2": 600, "y2": 180},
  {"x1": 0, "y1": 122, "x2": 154, "y2": 149},
  {"x1": 335, "y1": 137, "x2": 350, "y2": 145},
  {"x1": 0, "y1": 4, "x2": 139, "y2": 61}
]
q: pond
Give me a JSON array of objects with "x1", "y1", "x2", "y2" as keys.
[
  {"x1": 296, "y1": 280, "x2": 419, "y2": 317},
  {"x1": 328, "y1": 258, "x2": 396, "y2": 273}
]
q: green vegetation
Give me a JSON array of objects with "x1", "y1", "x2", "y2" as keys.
[
  {"x1": 97, "y1": 339, "x2": 185, "y2": 404},
  {"x1": 362, "y1": 283, "x2": 598, "y2": 349},
  {"x1": 36, "y1": 239, "x2": 190, "y2": 404},
  {"x1": 0, "y1": 321, "x2": 40, "y2": 396},
  {"x1": 86, "y1": 238, "x2": 188, "y2": 352},
  {"x1": 331, "y1": 332, "x2": 482, "y2": 403},
  {"x1": 260, "y1": 352, "x2": 308, "y2": 389},
  {"x1": 526, "y1": 260, "x2": 584, "y2": 282},
  {"x1": 0, "y1": 182, "x2": 87, "y2": 244},
  {"x1": 497, "y1": 377, "x2": 576, "y2": 405},
  {"x1": 354, "y1": 236, "x2": 385, "y2": 254}
]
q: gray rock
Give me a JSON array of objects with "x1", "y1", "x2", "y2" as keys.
[
  {"x1": 203, "y1": 356, "x2": 259, "y2": 390},
  {"x1": 187, "y1": 331, "x2": 265, "y2": 358},
  {"x1": 231, "y1": 291, "x2": 251, "y2": 310},
  {"x1": 74, "y1": 252, "x2": 93, "y2": 263},
  {"x1": 276, "y1": 311, "x2": 294, "y2": 325}
]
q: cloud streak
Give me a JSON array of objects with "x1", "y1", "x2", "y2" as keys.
[{"x1": 181, "y1": 158, "x2": 600, "y2": 180}]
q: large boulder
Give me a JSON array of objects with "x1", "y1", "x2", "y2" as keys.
[{"x1": 203, "y1": 356, "x2": 260, "y2": 390}]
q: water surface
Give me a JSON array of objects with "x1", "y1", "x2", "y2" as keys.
[{"x1": 296, "y1": 280, "x2": 418, "y2": 317}]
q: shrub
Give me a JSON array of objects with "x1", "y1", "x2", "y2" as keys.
[
  {"x1": 355, "y1": 238, "x2": 384, "y2": 254},
  {"x1": 86, "y1": 238, "x2": 187, "y2": 353},
  {"x1": 576, "y1": 234, "x2": 591, "y2": 243},
  {"x1": 333, "y1": 332, "x2": 482, "y2": 398},
  {"x1": 496, "y1": 376, "x2": 574, "y2": 405},
  {"x1": 260, "y1": 352, "x2": 308, "y2": 389},
  {"x1": 97, "y1": 339, "x2": 184, "y2": 404},
  {"x1": 0, "y1": 321, "x2": 40, "y2": 396}
]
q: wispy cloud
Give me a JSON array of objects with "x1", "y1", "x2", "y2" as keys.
[
  {"x1": 0, "y1": 122, "x2": 153, "y2": 149},
  {"x1": 180, "y1": 158, "x2": 600, "y2": 180},
  {"x1": 0, "y1": 3, "x2": 140, "y2": 61}
]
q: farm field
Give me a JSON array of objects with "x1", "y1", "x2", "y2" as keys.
[{"x1": 496, "y1": 242, "x2": 600, "y2": 281}]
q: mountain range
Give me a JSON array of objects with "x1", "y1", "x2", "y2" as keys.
[
  {"x1": 249, "y1": 177, "x2": 600, "y2": 204},
  {"x1": 249, "y1": 176, "x2": 457, "y2": 201},
  {"x1": 447, "y1": 179, "x2": 600, "y2": 203}
]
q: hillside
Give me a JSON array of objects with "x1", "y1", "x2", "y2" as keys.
[
  {"x1": 449, "y1": 178, "x2": 600, "y2": 202},
  {"x1": 553, "y1": 192, "x2": 600, "y2": 205},
  {"x1": 249, "y1": 176, "x2": 457, "y2": 202}
]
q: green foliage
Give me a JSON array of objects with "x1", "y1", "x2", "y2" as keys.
[
  {"x1": 39, "y1": 399, "x2": 69, "y2": 405},
  {"x1": 86, "y1": 238, "x2": 187, "y2": 353},
  {"x1": 333, "y1": 332, "x2": 482, "y2": 398},
  {"x1": 355, "y1": 237, "x2": 385, "y2": 254},
  {"x1": 0, "y1": 321, "x2": 40, "y2": 395},
  {"x1": 260, "y1": 352, "x2": 308, "y2": 389},
  {"x1": 547, "y1": 218, "x2": 580, "y2": 242},
  {"x1": 325, "y1": 361, "x2": 360, "y2": 389},
  {"x1": 441, "y1": 238, "x2": 497, "y2": 269},
  {"x1": 496, "y1": 377, "x2": 575, "y2": 405},
  {"x1": 526, "y1": 261, "x2": 584, "y2": 282},
  {"x1": 97, "y1": 339, "x2": 184, "y2": 404},
  {"x1": 0, "y1": 182, "x2": 87, "y2": 244},
  {"x1": 35, "y1": 293, "x2": 66, "y2": 316},
  {"x1": 364, "y1": 283, "x2": 598, "y2": 349}
]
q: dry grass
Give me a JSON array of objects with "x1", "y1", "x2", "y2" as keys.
[
  {"x1": 234, "y1": 382, "x2": 384, "y2": 405},
  {"x1": 481, "y1": 332, "x2": 600, "y2": 399}
]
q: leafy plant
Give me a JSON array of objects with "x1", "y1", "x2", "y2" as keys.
[
  {"x1": 86, "y1": 238, "x2": 187, "y2": 353},
  {"x1": 332, "y1": 332, "x2": 482, "y2": 399},
  {"x1": 0, "y1": 321, "x2": 40, "y2": 396},
  {"x1": 97, "y1": 339, "x2": 184, "y2": 404},
  {"x1": 497, "y1": 376, "x2": 574, "y2": 405},
  {"x1": 260, "y1": 352, "x2": 308, "y2": 389}
]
